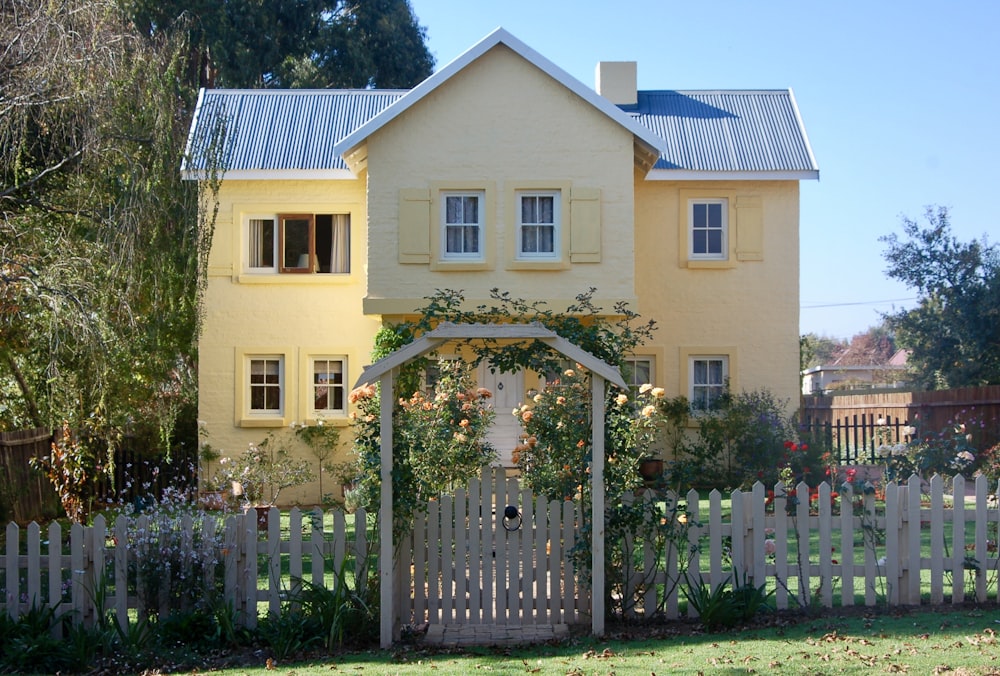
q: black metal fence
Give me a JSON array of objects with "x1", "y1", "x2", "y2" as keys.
[{"x1": 800, "y1": 413, "x2": 912, "y2": 465}]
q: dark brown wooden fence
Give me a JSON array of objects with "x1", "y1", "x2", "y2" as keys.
[
  {"x1": 0, "y1": 428, "x2": 59, "y2": 524},
  {"x1": 0, "y1": 427, "x2": 197, "y2": 525},
  {"x1": 801, "y1": 385, "x2": 1000, "y2": 464}
]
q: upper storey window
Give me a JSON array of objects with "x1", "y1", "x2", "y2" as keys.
[
  {"x1": 248, "y1": 214, "x2": 350, "y2": 273},
  {"x1": 517, "y1": 191, "x2": 559, "y2": 259},
  {"x1": 442, "y1": 192, "x2": 484, "y2": 260},
  {"x1": 689, "y1": 199, "x2": 727, "y2": 260}
]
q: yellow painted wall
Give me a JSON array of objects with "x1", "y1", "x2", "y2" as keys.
[
  {"x1": 199, "y1": 178, "x2": 380, "y2": 505},
  {"x1": 363, "y1": 44, "x2": 638, "y2": 312},
  {"x1": 632, "y1": 177, "x2": 802, "y2": 412}
]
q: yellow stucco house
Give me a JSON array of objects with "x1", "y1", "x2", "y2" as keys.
[{"x1": 183, "y1": 28, "x2": 818, "y2": 504}]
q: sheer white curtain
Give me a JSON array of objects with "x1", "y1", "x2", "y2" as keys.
[{"x1": 330, "y1": 214, "x2": 350, "y2": 273}]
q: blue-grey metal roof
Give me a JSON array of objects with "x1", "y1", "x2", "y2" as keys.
[
  {"x1": 182, "y1": 89, "x2": 405, "y2": 177},
  {"x1": 183, "y1": 86, "x2": 818, "y2": 179},
  {"x1": 631, "y1": 90, "x2": 818, "y2": 175}
]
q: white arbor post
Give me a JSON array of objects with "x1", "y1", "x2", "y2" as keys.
[
  {"x1": 591, "y1": 374, "x2": 606, "y2": 637},
  {"x1": 379, "y1": 370, "x2": 395, "y2": 648}
]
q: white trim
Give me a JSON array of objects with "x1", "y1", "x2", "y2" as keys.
[
  {"x1": 182, "y1": 168, "x2": 357, "y2": 181},
  {"x1": 332, "y1": 27, "x2": 666, "y2": 160},
  {"x1": 647, "y1": 169, "x2": 819, "y2": 181}
]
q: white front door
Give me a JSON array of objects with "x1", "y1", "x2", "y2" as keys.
[{"x1": 476, "y1": 363, "x2": 525, "y2": 468}]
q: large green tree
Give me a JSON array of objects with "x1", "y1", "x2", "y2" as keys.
[
  {"x1": 0, "y1": 0, "x2": 207, "y2": 445},
  {"x1": 126, "y1": 0, "x2": 434, "y2": 88},
  {"x1": 880, "y1": 206, "x2": 1000, "y2": 389}
]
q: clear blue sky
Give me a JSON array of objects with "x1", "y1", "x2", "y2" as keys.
[{"x1": 407, "y1": 0, "x2": 998, "y2": 340}]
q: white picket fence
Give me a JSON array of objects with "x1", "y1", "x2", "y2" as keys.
[
  {"x1": 651, "y1": 473, "x2": 1000, "y2": 618},
  {"x1": 1, "y1": 507, "x2": 372, "y2": 632},
  {"x1": 2, "y1": 472, "x2": 998, "y2": 635}
]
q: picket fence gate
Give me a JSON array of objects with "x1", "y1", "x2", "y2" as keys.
[
  {"x1": 400, "y1": 468, "x2": 586, "y2": 629},
  {"x1": 2, "y1": 472, "x2": 999, "y2": 637}
]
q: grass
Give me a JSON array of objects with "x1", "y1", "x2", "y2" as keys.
[{"x1": 195, "y1": 606, "x2": 1000, "y2": 674}]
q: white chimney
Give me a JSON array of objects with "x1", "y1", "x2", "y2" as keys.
[{"x1": 595, "y1": 61, "x2": 637, "y2": 106}]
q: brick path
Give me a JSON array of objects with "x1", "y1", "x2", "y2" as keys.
[{"x1": 423, "y1": 623, "x2": 570, "y2": 646}]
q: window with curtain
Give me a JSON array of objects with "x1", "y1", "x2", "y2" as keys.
[
  {"x1": 517, "y1": 191, "x2": 559, "y2": 258},
  {"x1": 623, "y1": 356, "x2": 654, "y2": 394},
  {"x1": 690, "y1": 356, "x2": 728, "y2": 411},
  {"x1": 248, "y1": 214, "x2": 350, "y2": 274},
  {"x1": 312, "y1": 357, "x2": 346, "y2": 415},
  {"x1": 442, "y1": 192, "x2": 483, "y2": 258}
]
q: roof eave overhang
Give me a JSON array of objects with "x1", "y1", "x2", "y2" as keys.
[
  {"x1": 645, "y1": 169, "x2": 820, "y2": 181},
  {"x1": 332, "y1": 27, "x2": 668, "y2": 161},
  {"x1": 181, "y1": 168, "x2": 357, "y2": 181}
]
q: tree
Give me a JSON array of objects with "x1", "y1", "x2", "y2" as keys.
[
  {"x1": 880, "y1": 206, "x2": 1000, "y2": 389},
  {"x1": 126, "y1": 0, "x2": 435, "y2": 88},
  {"x1": 0, "y1": 0, "x2": 210, "y2": 451}
]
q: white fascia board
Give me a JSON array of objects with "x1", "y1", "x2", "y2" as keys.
[
  {"x1": 181, "y1": 168, "x2": 356, "y2": 181},
  {"x1": 789, "y1": 88, "x2": 821, "y2": 175},
  {"x1": 332, "y1": 27, "x2": 667, "y2": 159},
  {"x1": 646, "y1": 169, "x2": 820, "y2": 181}
]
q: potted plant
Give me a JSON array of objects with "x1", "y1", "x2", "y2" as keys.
[
  {"x1": 198, "y1": 442, "x2": 225, "y2": 509},
  {"x1": 217, "y1": 433, "x2": 315, "y2": 528}
]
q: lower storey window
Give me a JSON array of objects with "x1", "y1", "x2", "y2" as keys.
[
  {"x1": 312, "y1": 358, "x2": 346, "y2": 415},
  {"x1": 250, "y1": 357, "x2": 283, "y2": 412},
  {"x1": 623, "y1": 357, "x2": 653, "y2": 393},
  {"x1": 690, "y1": 356, "x2": 727, "y2": 411}
]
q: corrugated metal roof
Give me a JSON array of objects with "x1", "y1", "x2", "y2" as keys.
[
  {"x1": 182, "y1": 89, "x2": 405, "y2": 176},
  {"x1": 183, "y1": 87, "x2": 817, "y2": 178},
  {"x1": 631, "y1": 90, "x2": 818, "y2": 174}
]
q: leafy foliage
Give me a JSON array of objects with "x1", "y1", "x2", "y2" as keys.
[
  {"x1": 1, "y1": 0, "x2": 212, "y2": 458},
  {"x1": 128, "y1": 0, "x2": 434, "y2": 88},
  {"x1": 679, "y1": 388, "x2": 799, "y2": 490},
  {"x1": 880, "y1": 206, "x2": 1000, "y2": 388}
]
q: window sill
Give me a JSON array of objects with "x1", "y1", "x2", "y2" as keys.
[
  {"x1": 685, "y1": 259, "x2": 734, "y2": 269},
  {"x1": 238, "y1": 416, "x2": 289, "y2": 428},
  {"x1": 429, "y1": 260, "x2": 493, "y2": 272},
  {"x1": 506, "y1": 259, "x2": 568, "y2": 271},
  {"x1": 237, "y1": 273, "x2": 354, "y2": 285}
]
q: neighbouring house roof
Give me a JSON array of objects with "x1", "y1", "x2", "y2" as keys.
[{"x1": 182, "y1": 27, "x2": 818, "y2": 181}]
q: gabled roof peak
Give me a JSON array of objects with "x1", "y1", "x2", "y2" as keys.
[{"x1": 331, "y1": 26, "x2": 667, "y2": 161}]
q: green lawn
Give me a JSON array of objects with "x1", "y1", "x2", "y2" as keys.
[{"x1": 204, "y1": 606, "x2": 1000, "y2": 675}]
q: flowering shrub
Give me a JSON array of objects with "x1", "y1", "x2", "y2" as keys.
[
  {"x1": 877, "y1": 411, "x2": 993, "y2": 483},
  {"x1": 109, "y1": 486, "x2": 225, "y2": 617},
  {"x1": 350, "y1": 360, "x2": 495, "y2": 542},
  {"x1": 216, "y1": 433, "x2": 314, "y2": 506},
  {"x1": 512, "y1": 367, "x2": 669, "y2": 502},
  {"x1": 680, "y1": 388, "x2": 799, "y2": 490}
]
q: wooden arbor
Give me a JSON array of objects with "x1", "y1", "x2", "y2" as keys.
[{"x1": 352, "y1": 322, "x2": 627, "y2": 647}]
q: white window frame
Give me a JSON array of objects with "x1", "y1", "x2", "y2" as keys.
[
  {"x1": 310, "y1": 356, "x2": 347, "y2": 417},
  {"x1": 516, "y1": 190, "x2": 560, "y2": 260},
  {"x1": 688, "y1": 198, "x2": 728, "y2": 260},
  {"x1": 248, "y1": 356, "x2": 284, "y2": 415},
  {"x1": 689, "y1": 356, "x2": 728, "y2": 412},
  {"x1": 441, "y1": 191, "x2": 484, "y2": 260},
  {"x1": 247, "y1": 216, "x2": 277, "y2": 272}
]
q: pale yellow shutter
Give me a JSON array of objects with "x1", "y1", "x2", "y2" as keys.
[
  {"x1": 570, "y1": 187, "x2": 601, "y2": 263},
  {"x1": 399, "y1": 188, "x2": 431, "y2": 263},
  {"x1": 736, "y1": 196, "x2": 763, "y2": 261}
]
